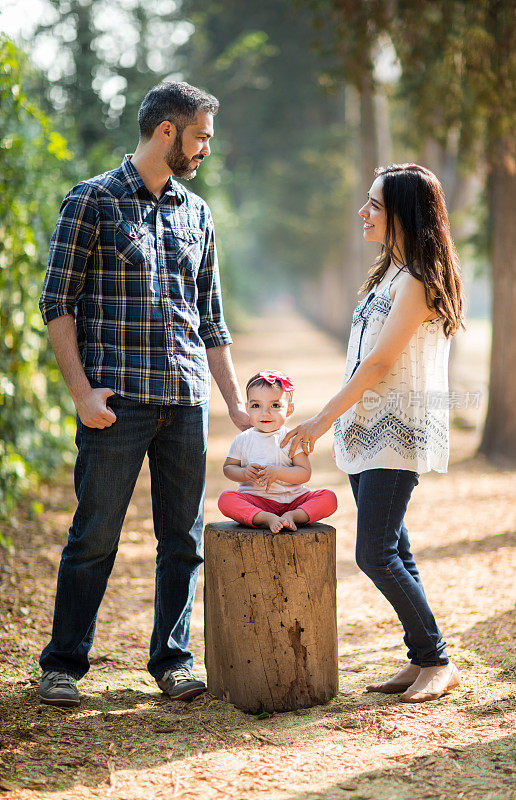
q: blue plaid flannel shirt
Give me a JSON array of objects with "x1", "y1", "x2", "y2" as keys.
[{"x1": 39, "y1": 155, "x2": 232, "y2": 405}]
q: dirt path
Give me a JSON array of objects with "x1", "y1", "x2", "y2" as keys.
[{"x1": 1, "y1": 312, "x2": 515, "y2": 800}]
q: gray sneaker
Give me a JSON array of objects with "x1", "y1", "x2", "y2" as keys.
[
  {"x1": 157, "y1": 666, "x2": 206, "y2": 700},
  {"x1": 39, "y1": 671, "x2": 80, "y2": 707}
]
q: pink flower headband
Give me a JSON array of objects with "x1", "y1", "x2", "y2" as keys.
[{"x1": 254, "y1": 371, "x2": 294, "y2": 393}]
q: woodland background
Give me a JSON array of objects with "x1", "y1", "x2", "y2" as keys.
[
  {"x1": 0, "y1": 0, "x2": 515, "y2": 536},
  {"x1": 0, "y1": 5, "x2": 515, "y2": 798}
]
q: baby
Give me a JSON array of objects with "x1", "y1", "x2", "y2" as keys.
[{"x1": 218, "y1": 370, "x2": 338, "y2": 532}]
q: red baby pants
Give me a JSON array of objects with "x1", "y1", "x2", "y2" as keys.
[{"x1": 218, "y1": 489, "x2": 338, "y2": 527}]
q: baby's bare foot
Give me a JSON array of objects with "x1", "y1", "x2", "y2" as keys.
[
  {"x1": 280, "y1": 509, "x2": 310, "y2": 531},
  {"x1": 252, "y1": 511, "x2": 285, "y2": 533},
  {"x1": 280, "y1": 512, "x2": 298, "y2": 531}
]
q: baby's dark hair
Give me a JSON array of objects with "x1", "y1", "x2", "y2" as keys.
[{"x1": 245, "y1": 370, "x2": 294, "y2": 402}]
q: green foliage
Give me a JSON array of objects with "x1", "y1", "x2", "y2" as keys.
[
  {"x1": 33, "y1": 0, "x2": 188, "y2": 171},
  {"x1": 0, "y1": 37, "x2": 75, "y2": 535},
  {"x1": 255, "y1": 710, "x2": 276, "y2": 719},
  {"x1": 302, "y1": 0, "x2": 390, "y2": 86},
  {"x1": 399, "y1": 1, "x2": 514, "y2": 140},
  {"x1": 179, "y1": 0, "x2": 353, "y2": 307},
  {"x1": 215, "y1": 30, "x2": 278, "y2": 71},
  {"x1": 305, "y1": 0, "x2": 516, "y2": 164}
]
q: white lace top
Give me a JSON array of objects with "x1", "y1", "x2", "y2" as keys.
[{"x1": 334, "y1": 272, "x2": 451, "y2": 475}]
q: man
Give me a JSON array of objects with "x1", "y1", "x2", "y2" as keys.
[{"x1": 38, "y1": 81, "x2": 249, "y2": 707}]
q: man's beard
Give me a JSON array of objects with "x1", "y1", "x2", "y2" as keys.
[{"x1": 165, "y1": 131, "x2": 201, "y2": 179}]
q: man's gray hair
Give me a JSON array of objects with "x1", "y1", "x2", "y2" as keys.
[{"x1": 138, "y1": 81, "x2": 219, "y2": 140}]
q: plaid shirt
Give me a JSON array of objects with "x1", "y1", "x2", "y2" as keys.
[{"x1": 40, "y1": 155, "x2": 232, "y2": 405}]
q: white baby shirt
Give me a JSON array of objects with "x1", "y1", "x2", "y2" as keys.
[{"x1": 227, "y1": 425, "x2": 308, "y2": 502}]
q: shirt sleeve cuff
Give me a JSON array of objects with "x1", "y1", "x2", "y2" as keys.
[
  {"x1": 200, "y1": 325, "x2": 233, "y2": 349},
  {"x1": 40, "y1": 303, "x2": 76, "y2": 325}
]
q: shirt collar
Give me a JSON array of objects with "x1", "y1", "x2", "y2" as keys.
[
  {"x1": 253, "y1": 426, "x2": 285, "y2": 437},
  {"x1": 119, "y1": 155, "x2": 186, "y2": 202}
]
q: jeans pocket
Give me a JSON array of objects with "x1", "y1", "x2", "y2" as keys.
[
  {"x1": 86, "y1": 380, "x2": 127, "y2": 420},
  {"x1": 105, "y1": 392, "x2": 137, "y2": 414}
]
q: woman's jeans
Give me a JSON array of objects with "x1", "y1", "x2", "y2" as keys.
[
  {"x1": 349, "y1": 468, "x2": 448, "y2": 667},
  {"x1": 40, "y1": 392, "x2": 209, "y2": 680}
]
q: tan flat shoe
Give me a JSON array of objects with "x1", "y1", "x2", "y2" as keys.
[{"x1": 400, "y1": 663, "x2": 460, "y2": 703}]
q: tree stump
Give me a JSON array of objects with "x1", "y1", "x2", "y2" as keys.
[{"x1": 204, "y1": 521, "x2": 338, "y2": 713}]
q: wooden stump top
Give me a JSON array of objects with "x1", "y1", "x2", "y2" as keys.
[{"x1": 204, "y1": 521, "x2": 336, "y2": 537}]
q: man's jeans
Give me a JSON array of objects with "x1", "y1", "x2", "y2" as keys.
[
  {"x1": 349, "y1": 468, "x2": 449, "y2": 667},
  {"x1": 40, "y1": 392, "x2": 209, "y2": 680}
]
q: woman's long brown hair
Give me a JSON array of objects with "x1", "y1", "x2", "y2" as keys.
[{"x1": 361, "y1": 164, "x2": 465, "y2": 337}]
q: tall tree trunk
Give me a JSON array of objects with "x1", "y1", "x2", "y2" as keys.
[
  {"x1": 479, "y1": 0, "x2": 516, "y2": 462},
  {"x1": 420, "y1": 134, "x2": 484, "y2": 393},
  {"x1": 303, "y1": 73, "x2": 381, "y2": 344},
  {"x1": 301, "y1": 65, "x2": 383, "y2": 345},
  {"x1": 74, "y1": 1, "x2": 104, "y2": 151},
  {"x1": 375, "y1": 88, "x2": 391, "y2": 167},
  {"x1": 344, "y1": 71, "x2": 380, "y2": 336},
  {"x1": 479, "y1": 134, "x2": 516, "y2": 462}
]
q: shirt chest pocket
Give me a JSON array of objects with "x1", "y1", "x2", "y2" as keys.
[
  {"x1": 114, "y1": 221, "x2": 150, "y2": 266},
  {"x1": 171, "y1": 227, "x2": 203, "y2": 277}
]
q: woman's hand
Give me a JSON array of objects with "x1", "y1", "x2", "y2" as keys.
[{"x1": 281, "y1": 414, "x2": 333, "y2": 458}]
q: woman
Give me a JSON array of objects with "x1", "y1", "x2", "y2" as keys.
[{"x1": 283, "y1": 163, "x2": 464, "y2": 703}]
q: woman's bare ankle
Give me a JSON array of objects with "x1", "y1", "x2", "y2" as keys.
[{"x1": 394, "y1": 664, "x2": 421, "y2": 680}]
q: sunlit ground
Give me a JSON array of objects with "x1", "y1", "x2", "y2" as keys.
[{"x1": 1, "y1": 310, "x2": 514, "y2": 800}]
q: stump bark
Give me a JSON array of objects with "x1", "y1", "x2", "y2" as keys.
[{"x1": 204, "y1": 521, "x2": 338, "y2": 713}]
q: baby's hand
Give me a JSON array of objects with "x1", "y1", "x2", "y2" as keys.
[
  {"x1": 257, "y1": 465, "x2": 280, "y2": 491},
  {"x1": 243, "y1": 463, "x2": 263, "y2": 485}
]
